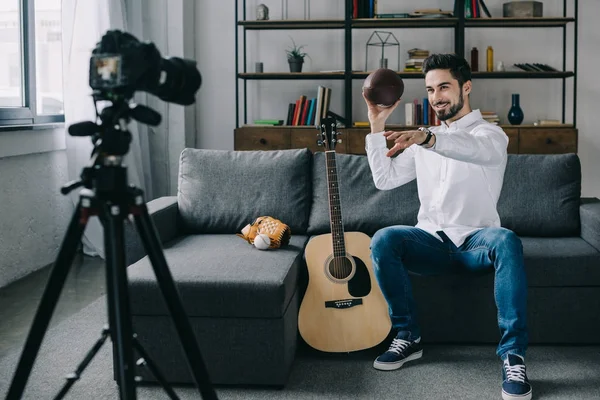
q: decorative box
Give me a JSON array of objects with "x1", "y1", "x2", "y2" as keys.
[{"x1": 503, "y1": 1, "x2": 543, "y2": 18}]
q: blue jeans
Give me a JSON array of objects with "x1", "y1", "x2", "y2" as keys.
[{"x1": 370, "y1": 225, "x2": 528, "y2": 359}]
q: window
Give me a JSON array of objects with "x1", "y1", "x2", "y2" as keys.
[{"x1": 0, "y1": 0, "x2": 64, "y2": 126}]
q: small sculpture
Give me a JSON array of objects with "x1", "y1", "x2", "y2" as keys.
[{"x1": 257, "y1": 4, "x2": 269, "y2": 21}]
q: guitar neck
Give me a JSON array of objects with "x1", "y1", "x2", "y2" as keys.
[{"x1": 325, "y1": 150, "x2": 346, "y2": 258}]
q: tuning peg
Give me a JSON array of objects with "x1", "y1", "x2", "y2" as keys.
[
  {"x1": 317, "y1": 140, "x2": 323, "y2": 146},
  {"x1": 337, "y1": 139, "x2": 342, "y2": 143}
]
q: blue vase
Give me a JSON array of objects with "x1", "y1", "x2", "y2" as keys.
[{"x1": 507, "y1": 94, "x2": 524, "y2": 125}]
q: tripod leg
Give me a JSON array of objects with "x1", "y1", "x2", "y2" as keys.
[
  {"x1": 103, "y1": 204, "x2": 137, "y2": 400},
  {"x1": 132, "y1": 335, "x2": 180, "y2": 400},
  {"x1": 133, "y1": 204, "x2": 218, "y2": 400},
  {"x1": 54, "y1": 326, "x2": 111, "y2": 400},
  {"x1": 6, "y1": 203, "x2": 88, "y2": 400}
]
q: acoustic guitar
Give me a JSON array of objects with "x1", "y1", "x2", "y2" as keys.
[{"x1": 298, "y1": 117, "x2": 391, "y2": 353}]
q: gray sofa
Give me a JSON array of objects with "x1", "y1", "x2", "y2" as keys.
[{"x1": 123, "y1": 148, "x2": 600, "y2": 387}]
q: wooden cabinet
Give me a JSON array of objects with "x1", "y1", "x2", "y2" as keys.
[
  {"x1": 504, "y1": 128, "x2": 519, "y2": 154},
  {"x1": 518, "y1": 128, "x2": 578, "y2": 154},
  {"x1": 234, "y1": 126, "x2": 577, "y2": 155},
  {"x1": 234, "y1": 127, "x2": 291, "y2": 151}
]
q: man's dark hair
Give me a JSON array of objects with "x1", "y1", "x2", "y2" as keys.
[{"x1": 422, "y1": 53, "x2": 472, "y2": 87}]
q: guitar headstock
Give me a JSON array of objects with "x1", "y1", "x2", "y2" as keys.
[{"x1": 317, "y1": 116, "x2": 342, "y2": 151}]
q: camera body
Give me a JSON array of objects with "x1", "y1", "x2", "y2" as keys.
[{"x1": 89, "y1": 30, "x2": 201, "y2": 106}]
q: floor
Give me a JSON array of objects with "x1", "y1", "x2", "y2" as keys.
[
  {"x1": 2, "y1": 256, "x2": 600, "y2": 400},
  {"x1": 0, "y1": 253, "x2": 106, "y2": 360}
]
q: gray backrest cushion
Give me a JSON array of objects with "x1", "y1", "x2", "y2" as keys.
[
  {"x1": 307, "y1": 152, "x2": 420, "y2": 236},
  {"x1": 178, "y1": 148, "x2": 312, "y2": 234},
  {"x1": 308, "y1": 152, "x2": 581, "y2": 237},
  {"x1": 498, "y1": 153, "x2": 581, "y2": 236}
]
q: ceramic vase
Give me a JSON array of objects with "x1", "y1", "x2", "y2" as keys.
[{"x1": 508, "y1": 94, "x2": 524, "y2": 125}]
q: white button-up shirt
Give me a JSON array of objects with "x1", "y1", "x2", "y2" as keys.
[{"x1": 365, "y1": 109, "x2": 509, "y2": 247}]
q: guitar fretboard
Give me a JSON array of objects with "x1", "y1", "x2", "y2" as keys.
[{"x1": 325, "y1": 151, "x2": 346, "y2": 258}]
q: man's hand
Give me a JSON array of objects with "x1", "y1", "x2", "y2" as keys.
[
  {"x1": 383, "y1": 129, "x2": 431, "y2": 157},
  {"x1": 363, "y1": 92, "x2": 401, "y2": 133}
]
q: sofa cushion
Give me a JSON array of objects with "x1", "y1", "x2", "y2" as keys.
[
  {"x1": 308, "y1": 153, "x2": 581, "y2": 238},
  {"x1": 127, "y1": 234, "x2": 309, "y2": 318},
  {"x1": 409, "y1": 237, "x2": 600, "y2": 287},
  {"x1": 498, "y1": 154, "x2": 581, "y2": 236},
  {"x1": 177, "y1": 148, "x2": 312, "y2": 234},
  {"x1": 307, "y1": 152, "x2": 420, "y2": 236}
]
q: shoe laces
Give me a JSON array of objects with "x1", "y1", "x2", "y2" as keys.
[
  {"x1": 387, "y1": 338, "x2": 411, "y2": 355},
  {"x1": 504, "y1": 359, "x2": 527, "y2": 383}
]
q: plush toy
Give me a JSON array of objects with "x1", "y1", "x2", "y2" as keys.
[{"x1": 237, "y1": 216, "x2": 291, "y2": 249}]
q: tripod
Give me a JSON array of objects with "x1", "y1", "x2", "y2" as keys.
[{"x1": 5, "y1": 100, "x2": 218, "y2": 400}]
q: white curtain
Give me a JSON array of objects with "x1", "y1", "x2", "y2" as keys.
[{"x1": 61, "y1": 0, "x2": 151, "y2": 258}]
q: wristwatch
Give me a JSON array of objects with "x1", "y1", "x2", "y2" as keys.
[{"x1": 418, "y1": 127, "x2": 434, "y2": 146}]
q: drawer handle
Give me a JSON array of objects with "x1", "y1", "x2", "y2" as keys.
[
  {"x1": 259, "y1": 138, "x2": 267, "y2": 145},
  {"x1": 545, "y1": 138, "x2": 553, "y2": 144}
]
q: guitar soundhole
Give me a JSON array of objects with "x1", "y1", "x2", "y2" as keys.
[{"x1": 327, "y1": 256, "x2": 354, "y2": 281}]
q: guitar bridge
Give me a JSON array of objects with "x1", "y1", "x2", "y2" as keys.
[{"x1": 325, "y1": 298, "x2": 363, "y2": 309}]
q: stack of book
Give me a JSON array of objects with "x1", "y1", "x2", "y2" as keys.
[
  {"x1": 405, "y1": 98, "x2": 441, "y2": 126},
  {"x1": 465, "y1": 0, "x2": 492, "y2": 18},
  {"x1": 404, "y1": 49, "x2": 429, "y2": 72},
  {"x1": 284, "y1": 86, "x2": 332, "y2": 126},
  {"x1": 481, "y1": 111, "x2": 500, "y2": 125},
  {"x1": 352, "y1": 0, "x2": 378, "y2": 18}
]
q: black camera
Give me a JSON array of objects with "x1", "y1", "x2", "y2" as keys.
[{"x1": 89, "y1": 30, "x2": 201, "y2": 106}]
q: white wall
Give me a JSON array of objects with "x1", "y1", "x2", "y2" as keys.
[
  {"x1": 0, "y1": 127, "x2": 73, "y2": 287},
  {"x1": 195, "y1": 0, "x2": 600, "y2": 197}
]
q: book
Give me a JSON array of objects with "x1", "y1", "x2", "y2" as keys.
[
  {"x1": 405, "y1": 103, "x2": 414, "y2": 126},
  {"x1": 479, "y1": 0, "x2": 492, "y2": 18},
  {"x1": 252, "y1": 120, "x2": 284, "y2": 125}
]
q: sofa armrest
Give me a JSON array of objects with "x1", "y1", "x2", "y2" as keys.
[
  {"x1": 125, "y1": 196, "x2": 181, "y2": 266},
  {"x1": 580, "y1": 197, "x2": 600, "y2": 252}
]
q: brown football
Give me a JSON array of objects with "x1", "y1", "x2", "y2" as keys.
[{"x1": 362, "y1": 68, "x2": 405, "y2": 107}]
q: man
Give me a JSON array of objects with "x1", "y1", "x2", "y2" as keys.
[{"x1": 364, "y1": 53, "x2": 531, "y2": 400}]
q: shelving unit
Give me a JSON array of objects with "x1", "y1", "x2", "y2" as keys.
[{"x1": 234, "y1": 0, "x2": 578, "y2": 154}]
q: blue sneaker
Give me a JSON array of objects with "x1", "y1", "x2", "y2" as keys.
[
  {"x1": 502, "y1": 354, "x2": 532, "y2": 400},
  {"x1": 373, "y1": 331, "x2": 422, "y2": 371}
]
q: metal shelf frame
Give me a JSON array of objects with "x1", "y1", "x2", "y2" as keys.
[{"x1": 235, "y1": 0, "x2": 578, "y2": 127}]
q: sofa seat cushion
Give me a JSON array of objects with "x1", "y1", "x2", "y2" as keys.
[
  {"x1": 410, "y1": 237, "x2": 600, "y2": 287},
  {"x1": 127, "y1": 234, "x2": 309, "y2": 319}
]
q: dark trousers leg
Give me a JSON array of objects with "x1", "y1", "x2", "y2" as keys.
[{"x1": 370, "y1": 225, "x2": 454, "y2": 340}]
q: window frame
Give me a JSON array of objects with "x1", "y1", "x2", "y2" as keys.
[{"x1": 0, "y1": 0, "x2": 65, "y2": 127}]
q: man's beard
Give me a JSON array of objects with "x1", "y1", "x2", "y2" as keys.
[{"x1": 435, "y1": 89, "x2": 464, "y2": 121}]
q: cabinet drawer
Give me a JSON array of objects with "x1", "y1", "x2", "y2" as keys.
[
  {"x1": 518, "y1": 129, "x2": 577, "y2": 154},
  {"x1": 504, "y1": 128, "x2": 519, "y2": 154},
  {"x1": 234, "y1": 128, "x2": 290, "y2": 150},
  {"x1": 345, "y1": 129, "x2": 369, "y2": 155}
]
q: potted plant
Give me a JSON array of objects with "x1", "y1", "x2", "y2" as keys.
[{"x1": 285, "y1": 37, "x2": 308, "y2": 73}]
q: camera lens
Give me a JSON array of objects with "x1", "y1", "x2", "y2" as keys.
[{"x1": 155, "y1": 57, "x2": 202, "y2": 106}]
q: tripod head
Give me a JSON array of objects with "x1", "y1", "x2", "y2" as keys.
[{"x1": 60, "y1": 99, "x2": 161, "y2": 196}]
